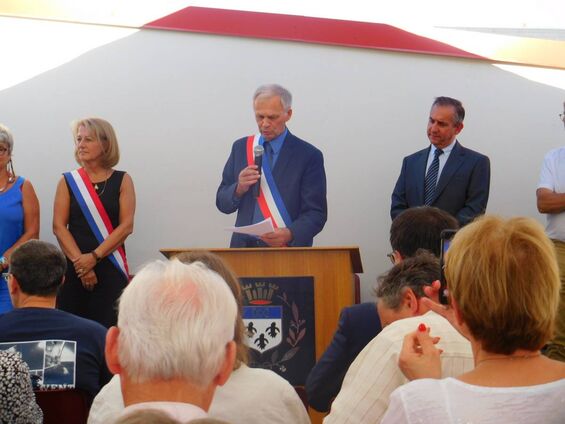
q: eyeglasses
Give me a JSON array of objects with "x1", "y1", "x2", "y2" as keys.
[
  {"x1": 386, "y1": 252, "x2": 396, "y2": 264},
  {"x1": 0, "y1": 147, "x2": 9, "y2": 156}
]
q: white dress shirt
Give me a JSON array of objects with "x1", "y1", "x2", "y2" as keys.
[{"x1": 88, "y1": 364, "x2": 309, "y2": 424}]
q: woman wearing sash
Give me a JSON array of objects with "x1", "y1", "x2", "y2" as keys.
[
  {"x1": 53, "y1": 118, "x2": 135, "y2": 328},
  {"x1": 0, "y1": 124, "x2": 40, "y2": 314}
]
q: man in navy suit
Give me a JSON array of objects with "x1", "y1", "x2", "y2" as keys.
[
  {"x1": 305, "y1": 302, "x2": 381, "y2": 412},
  {"x1": 216, "y1": 84, "x2": 327, "y2": 247},
  {"x1": 391, "y1": 97, "x2": 490, "y2": 226}
]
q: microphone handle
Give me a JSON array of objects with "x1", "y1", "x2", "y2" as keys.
[{"x1": 253, "y1": 155, "x2": 262, "y2": 198}]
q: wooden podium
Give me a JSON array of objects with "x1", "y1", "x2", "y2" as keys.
[
  {"x1": 160, "y1": 246, "x2": 362, "y2": 356},
  {"x1": 160, "y1": 246, "x2": 363, "y2": 422}
]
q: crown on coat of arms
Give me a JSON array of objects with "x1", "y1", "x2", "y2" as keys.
[{"x1": 242, "y1": 282, "x2": 279, "y2": 305}]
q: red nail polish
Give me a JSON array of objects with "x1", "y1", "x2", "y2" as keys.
[{"x1": 418, "y1": 323, "x2": 427, "y2": 332}]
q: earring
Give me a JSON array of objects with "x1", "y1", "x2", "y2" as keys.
[{"x1": 7, "y1": 159, "x2": 15, "y2": 182}]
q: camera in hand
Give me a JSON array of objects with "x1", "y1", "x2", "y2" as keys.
[{"x1": 439, "y1": 229, "x2": 457, "y2": 305}]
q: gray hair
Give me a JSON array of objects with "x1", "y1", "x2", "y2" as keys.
[
  {"x1": 253, "y1": 84, "x2": 292, "y2": 111},
  {"x1": 0, "y1": 124, "x2": 14, "y2": 153},
  {"x1": 374, "y1": 251, "x2": 440, "y2": 310},
  {"x1": 116, "y1": 260, "x2": 237, "y2": 387}
]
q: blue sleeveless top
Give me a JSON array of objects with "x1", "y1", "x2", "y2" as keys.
[{"x1": 0, "y1": 176, "x2": 25, "y2": 314}]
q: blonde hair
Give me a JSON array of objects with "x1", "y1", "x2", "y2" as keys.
[
  {"x1": 72, "y1": 118, "x2": 120, "y2": 168},
  {"x1": 174, "y1": 251, "x2": 248, "y2": 368},
  {"x1": 445, "y1": 215, "x2": 560, "y2": 354}
]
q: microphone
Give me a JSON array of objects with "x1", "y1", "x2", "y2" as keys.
[{"x1": 253, "y1": 145, "x2": 264, "y2": 198}]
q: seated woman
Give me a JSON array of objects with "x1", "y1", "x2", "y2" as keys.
[
  {"x1": 88, "y1": 251, "x2": 309, "y2": 424},
  {"x1": 0, "y1": 350, "x2": 42, "y2": 423},
  {"x1": 382, "y1": 215, "x2": 565, "y2": 424}
]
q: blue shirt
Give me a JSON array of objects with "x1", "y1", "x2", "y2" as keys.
[{"x1": 0, "y1": 307, "x2": 111, "y2": 397}]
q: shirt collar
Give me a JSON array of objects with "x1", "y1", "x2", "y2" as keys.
[
  {"x1": 262, "y1": 128, "x2": 288, "y2": 154},
  {"x1": 431, "y1": 139, "x2": 456, "y2": 154},
  {"x1": 121, "y1": 402, "x2": 207, "y2": 421}
]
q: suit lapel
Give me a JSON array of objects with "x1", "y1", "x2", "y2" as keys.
[
  {"x1": 272, "y1": 131, "x2": 295, "y2": 182},
  {"x1": 415, "y1": 147, "x2": 430, "y2": 204},
  {"x1": 433, "y1": 141, "x2": 465, "y2": 202}
]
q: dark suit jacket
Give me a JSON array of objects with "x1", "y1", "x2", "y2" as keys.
[
  {"x1": 391, "y1": 141, "x2": 490, "y2": 225},
  {"x1": 305, "y1": 302, "x2": 382, "y2": 412},
  {"x1": 216, "y1": 131, "x2": 327, "y2": 247}
]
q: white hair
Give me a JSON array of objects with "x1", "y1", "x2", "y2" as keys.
[
  {"x1": 253, "y1": 84, "x2": 292, "y2": 111},
  {"x1": 116, "y1": 259, "x2": 237, "y2": 387}
]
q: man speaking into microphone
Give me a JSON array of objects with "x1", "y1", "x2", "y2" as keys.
[{"x1": 216, "y1": 84, "x2": 327, "y2": 247}]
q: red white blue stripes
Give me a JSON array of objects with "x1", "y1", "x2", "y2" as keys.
[
  {"x1": 63, "y1": 168, "x2": 129, "y2": 279},
  {"x1": 246, "y1": 135, "x2": 291, "y2": 229}
]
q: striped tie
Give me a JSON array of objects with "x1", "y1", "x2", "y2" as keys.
[{"x1": 424, "y1": 148, "x2": 444, "y2": 205}]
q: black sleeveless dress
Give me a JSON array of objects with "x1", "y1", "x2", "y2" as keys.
[{"x1": 56, "y1": 170, "x2": 128, "y2": 328}]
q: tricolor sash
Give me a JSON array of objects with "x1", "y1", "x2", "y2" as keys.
[
  {"x1": 63, "y1": 168, "x2": 129, "y2": 279},
  {"x1": 247, "y1": 135, "x2": 292, "y2": 229}
]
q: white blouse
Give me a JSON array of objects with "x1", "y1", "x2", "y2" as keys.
[{"x1": 381, "y1": 377, "x2": 565, "y2": 424}]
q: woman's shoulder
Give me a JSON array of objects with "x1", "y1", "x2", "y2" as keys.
[
  {"x1": 400, "y1": 377, "x2": 446, "y2": 393},
  {"x1": 0, "y1": 176, "x2": 25, "y2": 194},
  {"x1": 226, "y1": 364, "x2": 295, "y2": 389},
  {"x1": 111, "y1": 169, "x2": 126, "y2": 178},
  {"x1": 13, "y1": 176, "x2": 25, "y2": 187},
  {"x1": 212, "y1": 365, "x2": 309, "y2": 423},
  {"x1": 217, "y1": 364, "x2": 300, "y2": 402},
  {"x1": 109, "y1": 169, "x2": 127, "y2": 184}
]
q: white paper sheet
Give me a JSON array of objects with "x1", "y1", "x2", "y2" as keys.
[{"x1": 225, "y1": 218, "x2": 275, "y2": 236}]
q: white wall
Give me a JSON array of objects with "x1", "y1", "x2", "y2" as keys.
[{"x1": 1, "y1": 21, "x2": 564, "y2": 301}]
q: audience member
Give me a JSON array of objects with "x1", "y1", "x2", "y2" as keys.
[
  {"x1": 0, "y1": 350, "x2": 42, "y2": 423},
  {"x1": 537, "y1": 102, "x2": 565, "y2": 362},
  {"x1": 89, "y1": 251, "x2": 309, "y2": 424},
  {"x1": 324, "y1": 252, "x2": 473, "y2": 423},
  {"x1": 389, "y1": 206, "x2": 458, "y2": 262},
  {"x1": 0, "y1": 240, "x2": 111, "y2": 398},
  {"x1": 382, "y1": 216, "x2": 565, "y2": 423},
  {"x1": 104, "y1": 259, "x2": 237, "y2": 422},
  {"x1": 305, "y1": 206, "x2": 458, "y2": 412}
]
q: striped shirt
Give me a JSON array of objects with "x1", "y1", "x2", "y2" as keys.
[{"x1": 324, "y1": 311, "x2": 473, "y2": 424}]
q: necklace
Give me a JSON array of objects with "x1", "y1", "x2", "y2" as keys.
[
  {"x1": 0, "y1": 174, "x2": 14, "y2": 192},
  {"x1": 476, "y1": 352, "x2": 541, "y2": 366},
  {"x1": 93, "y1": 170, "x2": 111, "y2": 196}
]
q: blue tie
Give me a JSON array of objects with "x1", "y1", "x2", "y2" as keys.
[
  {"x1": 264, "y1": 142, "x2": 274, "y2": 167},
  {"x1": 424, "y1": 149, "x2": 443, "y2": 205}
]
